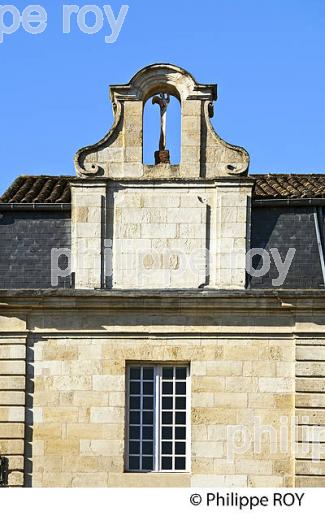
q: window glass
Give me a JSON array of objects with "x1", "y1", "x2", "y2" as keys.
[{"x1": 127, "y1": 364, "x2": 189, "y2": 472}]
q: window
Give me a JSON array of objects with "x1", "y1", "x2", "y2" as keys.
[{"x1": 126, "y1": 364, "x2": 190, "y2": 472}]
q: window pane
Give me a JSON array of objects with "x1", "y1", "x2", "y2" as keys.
[
  {"x1": 162, "y1": 457, "x2": 173, "y2": 470},
  {"x1": 175, "y1": 412, "x2": 186, "y2": 425},
  {"x1": 162, "y1": 382, "x2": 173, "y2": 394},
  {"x1": 129, "y1": 426, "x2": 140, "y2": 440},
  {"x1": 176, "y1": 382, "x2": 186, "y2": 395},
  {"x1": 162, "y1": 397, "x2": 173, "y2": 409},
  {"x1": 162, "y1": 412, "x2": 173, "y2": 425},
  {"x1": 143, "y1": 396, "x2": 153, "y2": 410},
  {"x1": 129, "y1": 411, "x2": 140, "y2": 424},
  {"x1": 130, "y1": 396, "x2": 141, "y2": 409},
  {"x1": 143, "y1": 382, "x2": 154, "y2": 395},
  {"x1": 175, "y1": 427, "x2": 186, "y2": 440},
  {"x1": 130, "y1": 367, "x2": 141, "y2": 380},
  {"x1": 162, "y1": 441, "x2": 173, "y2": 455},
  {"x1": 142, "y1": 426, "x2": 153, "y2": 440},
  {"x1": 130, "y1": 381, "x2": 141, "y2": 394},
  {"x1": 175, "y1": 457, "x2": 186, "y2": 470},
  {"x1": 142, "y1": 442, "x2": 153, "y2": 455},
  {"x1": 143, "y1": 367, "x2": 154, "y2": 380},
  {"x1": 129, "y1": 456, "x2": 140, "y2": 470},
  {"x1": 162, "y1": 367, "x2": 174, "y2": 379},
  {"x1": 162, "y1": 427, "x2": 172, "y2": 440},
  {"x1": 129, "y1": 441, "x2": 140, "y2": 455},
  {"x1": 142, "y1": 411, "x2": 153, "y2": 425},
  {"x1": 175, "y1": 367, "x2": 187, "y2": 380},
  {"x1": 175, "y1": 397, "x2": 186, "y2": 410},
  {"x1": 175, "y1": 442, "x2": 186, "y2": 455},
  {"x1": 142, "y1": 457, "x2": 153, "y2": 470}
]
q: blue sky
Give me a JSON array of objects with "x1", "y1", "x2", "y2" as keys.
[{"x1": 0, "y1": 0, "x2": 325, "y2": 194}]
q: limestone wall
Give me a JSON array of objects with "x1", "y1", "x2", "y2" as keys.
[
  {"x1": 1, "y1": 293, "x2": 324, "y2": 488},
  {"x1": 28, "y1": 334, "x2": 295, "y2": 487},
  {"x1": 71, "y1": 180, "x2": 252, "y2": 291},
  {"x1": 113, "y1": 187, "x2": 212, "y2": 289}
]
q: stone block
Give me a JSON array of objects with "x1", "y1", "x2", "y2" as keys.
[
  {"x1": 182, "y1": 146, "x2": 200, "y2": 163},
  {"x1": 0, "y1": 344, "x2": 26, "y2": 359},
  {"x1": 0, "y1": 439, "x2": 24, "y2": 454},
  {"x1": 42, "y1": 344, "x2": 78, "y2": 361},
  {"x1": 71, "y1": 473, "x2": 108, "y2": 487},
  {"x1": 213, "y1": 392, "x2": 248, "y2": 408},
  {"x1": 0, "y1": 423, "x2": 24, "y2": 438},
  {"x1": 8, "y1": 472, "x2": 24, "y2": 486},
  {"x1": 191, "y1": 424, "x2": 208, "y2": 441},
  {"x1": 141, "y1": 223, "x2": 177, "y2": 239},
  {"x1": 248, "y1": 475, "x2": 284, "y2": 487},
  {"x1": 90, "y1": 407, "x2": 123, "y2": 424},
  {"x1": 80, "y1": 439, "x2": 123, "y2": 456},
  {"x1": 92, "y1": 375, "x2": 124, "y2": 391},
  {"x1": 296, "y1": 378, "x2": 325, "y2": 392},
  {"x1": 192, "y1": 407, "x2": 237, "y2": 425},
  {"x1": 0, "y1": 391, "x2": 25, "y2": 405},
  {"x1": 43, "y1": 407, "x2": 79, "y2": 423},
  {"x1": 207, "y1": 425, "x2": 227, "y2": 441},
  {"x1": 236, "y1": 460, "x2": 273, "y2": 475},
  {"x1": 243, "y1": 361, "x2": 276, "y2": 377},
  {"x1": 192, "y1": 376, "x2": 226, "y2": 393},
  {"x1": 72, "y1": 391, "x2": 108, "y2": 407},
  {"x1": 206, "y1": 361, "x2": 242, "y2": 376},
  {"x1": 192, "y1": 457, "x2": 215, "y2": 474},
  {"x1": 296, "y1": 392, "x2": 325, "y2": 408},
  {"x1": 191, "y1": 475, "x2": 225, "y2": 486},
  {"x1": 296, "y1": 346, "x2": 325, "y2": 360},
  {"x1": 0, "y1": 376, "x2": 25, "y2": 390},
  {"x1": 192, "y1": 393, "x2": 214, "y2": 408},
  {"x1": 0, "y1": 406, "x2": 24, "y2": 421},
  {"x1": 45, "y1": 439, "x2": 80, "y2": 455},
  {"x1": 33, "y1": 424, "x2": 62, "y2": 439},
  {"x1": 191, "y1": 361, "x2": 207, "y2": 376},
  {"x1": 259, "y1": 378, "x2": 293, "y2": 393},
  {"x1": 226, "y1": 377, "x2": 258, "y2": 392},
  {"x1": 66, "y1": 423, "x2": 123, "y2": 440},
  {"x1": 6, "y1": 455, "x2": 24, "y2": 471},
  {"x1": 50, "y1": 376, "x2": 92, "y2": 391},
  {"x1": 192, "y1": 441, "x2": 224, "y2": 458},
  {"x1": 296, "y1": 361, "x2": 325, "y2": 376}
]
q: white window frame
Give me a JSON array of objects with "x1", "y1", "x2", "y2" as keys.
[{"x1": 126, "y1": 363, "x2": 191, "y2": 473}]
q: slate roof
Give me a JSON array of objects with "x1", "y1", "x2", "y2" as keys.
[{"x1": 1, "y1": 174, "x2": 325, "y2": 204}]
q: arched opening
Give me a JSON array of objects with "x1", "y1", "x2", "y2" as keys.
[{"x1": 143, "y1": 93, "x2": 181, "y2": 165}]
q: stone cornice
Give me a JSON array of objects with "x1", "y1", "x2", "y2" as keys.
[{"x1": 0, "y1": 289, "x2": 324, "y2": 312}]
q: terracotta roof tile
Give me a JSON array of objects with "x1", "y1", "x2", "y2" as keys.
[
  {"x1": 251, "y1": 174, "x2": 325, "y2": 199},
  {"x1": 0, "y1": 176, "x2": 73, "y2": 203},
  {"x1": 1, "y1": 174, "x2": 325, "y2": 204}
]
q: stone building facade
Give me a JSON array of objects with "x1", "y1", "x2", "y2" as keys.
[{"x1": 0, "y1": 64, "x2": 325, "y2": 487}]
